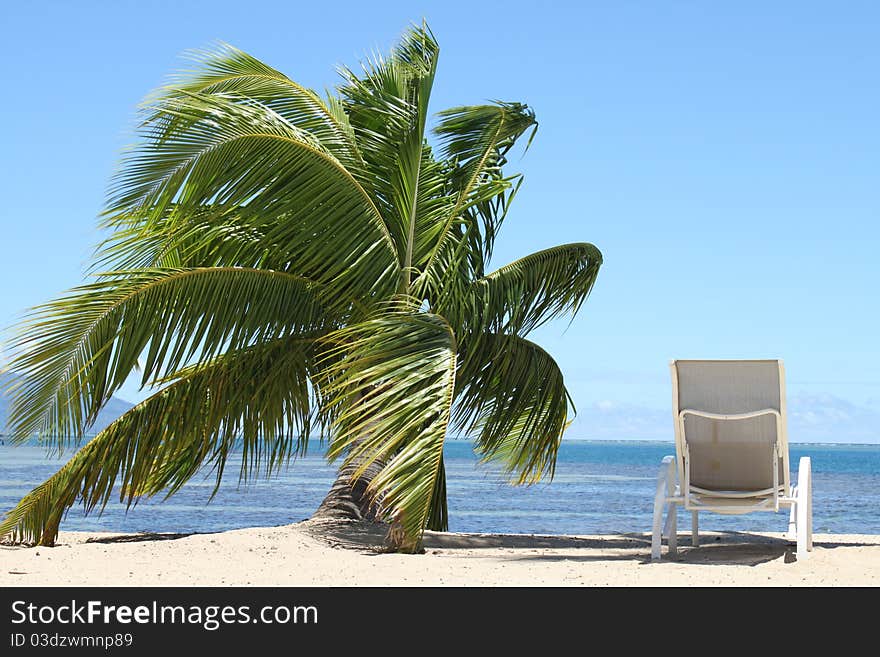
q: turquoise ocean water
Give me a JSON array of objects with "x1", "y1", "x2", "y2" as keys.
[{"x1": 1, "y1": 441, "x2": 878, "y2": 536}]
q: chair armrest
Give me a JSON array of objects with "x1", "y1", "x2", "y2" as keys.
[{"x1": 679, "y1": 408, "x2": 780, "y2": 422}]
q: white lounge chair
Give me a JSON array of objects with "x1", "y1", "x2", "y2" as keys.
[{"x1": 651, "y1": 359, "x2": 813, "y2": 560}]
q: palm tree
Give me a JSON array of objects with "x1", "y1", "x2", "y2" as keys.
[{"x1": 0, "y1": 24, "x2": 601, "y2": 551}]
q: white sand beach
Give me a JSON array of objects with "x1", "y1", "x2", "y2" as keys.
[{"x1": 2, "y1": 520, "x2": 878, "y2": 587}]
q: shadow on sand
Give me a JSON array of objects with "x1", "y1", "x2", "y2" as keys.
[
  {"x1": 301, "y1": 519, "x2": 871, "y2": 567},
  {"x1": 85, "y1": 532, "x2": 196, "y2": 544},
  {"x1": 427, "y1": 530, "x2": 795, "y2": 566}
]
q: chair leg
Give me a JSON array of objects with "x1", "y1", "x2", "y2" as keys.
[
  {"x1": 796, "y1": 457, "x2": 812, "y2": 560},
  {"x1": 651, "y1": 456, "x2": 675, "y2": 560},
  {"x1": 805, "y1": 458, "x2": 813, "y2": 551},
  {"x1": 651, "y1": 491, "x2": 664, "y2": 560},
  {"x1": 808, "y1": 486, "x2": 813, "y2": 551},
  {"x1": 664, "y1": 458, "x2": 677, "y2": 556},
  {"x1": 666, "y1": 503, "x2": 677, "y2": 555},
  {"x1": 691, "y1": 511, "x2": 699, "y2": 547}
]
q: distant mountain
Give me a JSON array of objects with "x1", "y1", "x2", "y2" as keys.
[{"x1": 0, "y1": 372, "x2": 134, "y2": 437}]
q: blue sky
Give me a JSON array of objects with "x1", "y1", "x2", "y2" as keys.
[{"x1": 1, "y1": 2, "x2": 878, "y2": 441}]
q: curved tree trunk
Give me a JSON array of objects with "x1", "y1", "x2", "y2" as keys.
[
  {"x1": 311, "y1": 450, "x2": 418, "y2": 552},
  {"x1": 311, "y1": 448, "x2": 447, "y2": 554},
  {"x1": 312, "y1": 390, "x2": 387, "y2": 522},
  {"x1": 310, "y1": 392, "x2": 447, "y2": 553},
  {"x1": 311, "y1": 453, "x2": 385, "y2": 521}
]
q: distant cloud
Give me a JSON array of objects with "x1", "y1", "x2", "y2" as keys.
[
  {"x1": 567, "y1": 400, "x2": 670, "y2": 440},
  {"x1": 567, "y1": 393, "x2": 880, "y2": 444},
  {"x1": 788, "y1": 394, "x2": 880, "y2": 443}
]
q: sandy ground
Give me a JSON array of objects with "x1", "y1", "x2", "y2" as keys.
[{"x1": 2, "y1": 520, "x2": 878, "y2": 586}]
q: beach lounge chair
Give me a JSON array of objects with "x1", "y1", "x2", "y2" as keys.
[{"x1": 651, "y1": 359, "x2": 813, "y2": 560}]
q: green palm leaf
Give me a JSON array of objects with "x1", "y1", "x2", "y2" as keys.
[
  {"x1": 464, "y1": 242, "x2": 603, "y2": 335},
  {"x1": 6, "y1": 267, "x2": 336, "y2": 446},
  {"x1": 419, "y1": 102, "x2": 537, "y2": 277},
  {"x1": 317, "y1": 307, "x2": 456, "y2": 549},
  {"x1": 93, "y1": 205, "x2": 270, "y2": 271},
  {"x1": 337, "y1": 24, "x2": 440, "y2": 276},
  {"x1": 413, "y1": 102, "x2": 538, "y2": 312},
  {"x1": 152, "y1": 42, "x2": 364, "y2": 171},
  {"x1": 0, "y1": 336, "x2": 319, "y2": 546},
  {"x1": 105, "y1": 90, "x2": 399, "y2": 298},
  {"x1": 455, "y1": 333, "x2": 572, "y2": 484}
]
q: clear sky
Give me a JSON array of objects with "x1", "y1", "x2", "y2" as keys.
[{"x1": 1, "y1": 1, "x2": 878, "y2": 441}]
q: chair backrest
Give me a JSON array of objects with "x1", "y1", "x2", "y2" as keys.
[{"x1": 670, "y1": 360, "x2": 789, "y2": 494}]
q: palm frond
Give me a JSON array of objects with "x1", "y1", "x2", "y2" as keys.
[
  {"x1": 94, "y1": 204, "x2": 385, "y2": 307},
  {"x1": 411, "y1": 208, "x2": 481, "y2": 318},
  {"x1": 337, "y1": 25, "x2": 440, "y2": 270},
  {"x1": 6, "y1": 267, "x2": 336, "y2": 446},
  {"x1": 454, "y1": 333, "x2": 572, "y2": 484},
  {"x1": 0, "y1": 336, "x2": 320, "y2": 546},
  {"x1": 151, "y1": 42, "x2": 364, "y2": 171},
  {"x1": 93, "y1": 204, "x2": 265, "y2": 271},
  {"x1": 409, "y1": 144, "x2": 456, "y2": 281},
  {"x1": 463, "y1": 242, "x2": 602, "y2": 336},
  {"x1": 419, "y1": 102, "x2": 537, "y2": 281},
  {"x1": 317, "y1": 307, "x2": 456, "y2": 549},
  {"x1": 103, "y1": 90, "x2": 399, "y2": 298},
  {"x1": 425, "y1": 455, "x2": 448, "y2": 531}
]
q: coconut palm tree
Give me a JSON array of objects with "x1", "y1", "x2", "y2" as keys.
[{"x1": 0, "y1": 24, "x2": 601, "y2": 551}]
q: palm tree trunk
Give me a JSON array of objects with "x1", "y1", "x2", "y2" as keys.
[
  {"x1": 311, "y1": 445, "x2": 447, "y2": 553},
  {"x1": 312, "y1": 452, "x2": 422, "y2": 553},
  {"x1": 312, "y1": 390, "x2": 386, "y2": 522},
  {"x1": 310, "y1": 394, "x2": 446, "y2": 553},
  {"x1": 311, "y1": 449, "x2": 385, "y2": 521}
]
